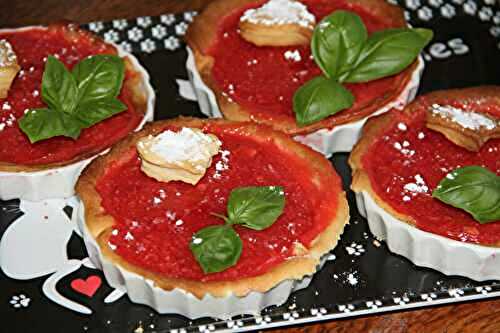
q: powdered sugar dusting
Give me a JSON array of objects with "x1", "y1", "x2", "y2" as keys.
[
  {"x1": 333, "y1": 270, "x2": 361, "y2": 287},
  {"x1": 166, "y1": 210, "x2": 176, "y2": 221},
  {"x1": 0, "y1": 39, "x2": 17, "y2": 67},
  {"x1": 124, "y1": 231, "x2": 134, "y2": 241},
  {"x1": 0, "y1": 112, "x2": 16, "y2": 132},
  {"x1": 347, "y1": 273, "x2": 358, "y2": 286},
  {"x1": 431, "y1": 104, "x2": 497, "y2": 131},
  {"x1": 240, "y1": 0, "x2": 316, "y2": 29},
  {"x1": 2, "y1": 102, "x2": 11, "y2": 110},
  {"x1": 108, "y1": 241, "x2": 117, "y2": 251},
  {"x1": 213, "y1": 150, "x2": 230, "y2": 180},
  {"x1": 397, "y1": 122, "x2": 408, "y2": 131},
  {"x1": 147, "y1": 128, "x2": 221, "y2": 165},
  {"x1": 284, "y1": 50, "x2": 302, "y2": 62},
  {"x1": 393, "y1": 140, "x2": 415, "y2": 157},
  {"x1": 402, "y1": 174, "x2": 429, "y2": 200}
]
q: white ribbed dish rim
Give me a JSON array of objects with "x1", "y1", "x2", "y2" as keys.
[
  {"x1": 355, "y1": 190, "x2": 500, "y2": 281},
  {"x1": 185, "y1": 46, "x2": 424, "y2": 157},
  {"x1": 76, "y1": 200, "x2": 324, "y2": 319},
  {"x1": 0, "y1": 26, "x2": 155, "y2": 201}
]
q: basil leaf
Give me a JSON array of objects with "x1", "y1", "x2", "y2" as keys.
[
  {"x1": 432, "y1": 166, "x2": 500, "y2": 223},
  {"x1": 41, "y1": 56, "x2": 78, "y2": 113},
  {"x1": 341, "y1": 28, "x2": 433, "y2": 83},
  {"x1": 293, "y1": 76, "x2": 354, "y2": 126},
  {"x1": 75, "y1": 99, "x2": 127, "y2": 128},
  {"x1": 72, "y1": 55, "x2": 125, "y2": 104},
  {"x1": 18, "y1": 108, "x2": 82, "y2": 143},
  {"x1": 312, "y1": 11, "x2": 367, "y2": 79},
  {"x1": 190, "y1": 225, "x2": 242, "y2": 274},
  {"x1": 227, "y1": 186, "x2": 285, "y2": 230},
  {"x1": 19, "y1": 54, "x2": 127, "y2": 143}
]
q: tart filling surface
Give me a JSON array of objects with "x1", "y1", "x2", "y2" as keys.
[
  {"x1": 77, "y1": 118, "x2": 348, "y2": 296},
  {"x1": 187, "y1": 0, "x2": 418, "y2": 134},
  {"x1": 0, "y1": 25, "x2": 144, "y2": 168},
  {"x1": 351, "y1": 87, "x2": 500, "y2": 245}
]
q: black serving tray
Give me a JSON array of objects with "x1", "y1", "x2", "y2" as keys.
[{"x1": 1, "y1": 0, "x2": 499, "y2": 332}]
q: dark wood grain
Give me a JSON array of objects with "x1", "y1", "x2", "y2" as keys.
[
  {"x1": 0, "y1": 0, "x2": 210, "y2": 28},
  {"x1": 1, "y1": 0, "x2": 499, "y2": 332}
]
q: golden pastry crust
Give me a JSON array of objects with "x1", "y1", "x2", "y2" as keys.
[
  {"x1": 76, "y1": 117, "x2": 349, "y2": 298},
  {"x1": 349, "y1": 86, "x2": 500, "y2": 242},
  {"x1": 0, "y1": 24, "x2": 150, "y2": 172},
  {"x1": 185, "y1": 0, "x2": 418, "y2": 135}
]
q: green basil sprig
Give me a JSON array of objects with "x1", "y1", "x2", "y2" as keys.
[
  {"x1": 432, "y1": 166, "x2": 500, "y2": 224},
  {"x1": 190, "y1": 186, "x2": 285, "y2": 274},
  {"x1": 19, "y1": 55, "x2": 126, "y2": 143},
  {"x1": 294, "y1": 10, "x2": 433, "y2": 126}
]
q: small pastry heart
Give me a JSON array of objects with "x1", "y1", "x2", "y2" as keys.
[
  {"x1": 71, "y1": 276, "x2": 102, "y2": 297},
  {"x1": 238, "y1": 0, "x2": 316, "y2": 47},
  {"x1": 239, "y1": 21, "x2": 313, "y2": 46},
  {"x1": 0, "y1": 39, "x2": 20, "y2": 99},
  {"x1": 426, "y1": 104, "x2": 499, "y2": 151}
]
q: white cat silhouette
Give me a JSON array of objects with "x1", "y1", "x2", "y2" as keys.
[{"x1": 0, "y1": 197, "x2": 124, "y2": 314}]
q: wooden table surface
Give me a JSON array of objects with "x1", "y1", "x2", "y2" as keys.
[{"x1": 1, "y1": 0, "x2": 500, "y2": 332}]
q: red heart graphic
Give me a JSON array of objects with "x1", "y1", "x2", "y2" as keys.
[{"x1": 70, "y1": 276, "x2": 102, "y2": 297}]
